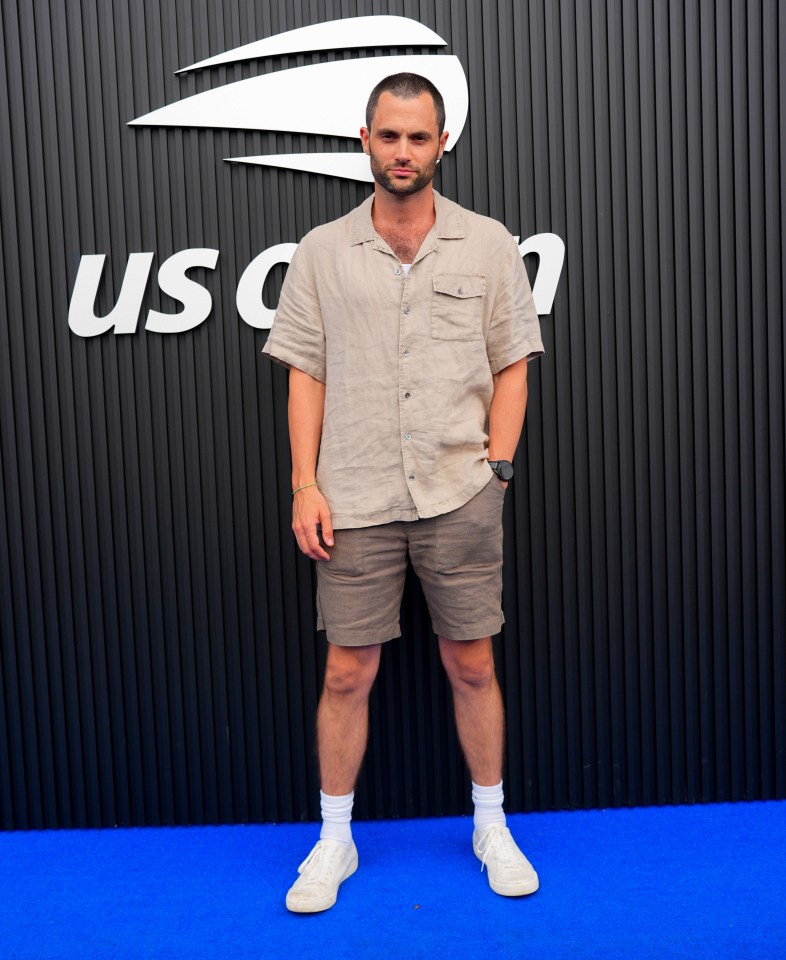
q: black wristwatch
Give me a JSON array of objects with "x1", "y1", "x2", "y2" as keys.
[{"x1": 488, "y1": 459, "x2": 514, "y2": 482}]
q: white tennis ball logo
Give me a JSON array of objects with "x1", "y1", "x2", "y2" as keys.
[{"x1": 130, "y1": 15, "x2": 469, "y2": 183}]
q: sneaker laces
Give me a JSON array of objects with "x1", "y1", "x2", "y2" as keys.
[
  {"x1": 476, "y1": 825, "x2": 515, "y2": 874},
  {"x1": 298, "y1": 840, "x2": 347, "y2": 886}
]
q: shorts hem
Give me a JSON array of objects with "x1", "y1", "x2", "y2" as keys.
[
  {"x1": 431, "y1": 617, "x2": 504, "y2": 642},
  {"x1": 325, "y1": 624, "x2": 401, "y2": 647}
]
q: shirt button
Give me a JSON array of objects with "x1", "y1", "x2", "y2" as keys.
[
  {"x1": 403, "y1": 349, "x2": 410, "y2": 357},
  {"x1": 404, "y1": 433, "x2": 412, "y2": 440},
  {"x1": 394, "y1": 267, "x2": 402, "y2": 275},
  {"x1": 403, "y1": 307, "x2": 411, "y2": 315},
  {"x1": 457, "y1": 286, "x2": 464, "y2": 294},
  {"x1": 404, "y1": 392, "x2": 411, "y2": 399},
  {"x1": 408, "y1": 475, "x2": 415, "y2": 481}
]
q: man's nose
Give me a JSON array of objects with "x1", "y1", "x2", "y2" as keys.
[{"x1": 395, "y1": 137, "x2": 413, "y2": 160}]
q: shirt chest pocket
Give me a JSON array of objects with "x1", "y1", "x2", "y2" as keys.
[{"x1": 430, "y1": 274, "x2": 486, "y2": 341}]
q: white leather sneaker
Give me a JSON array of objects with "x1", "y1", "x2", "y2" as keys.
[
  {"x1": 285, "y1": 838, "x2": 359, "y2": 913},
  {"x1": 473, "y1": 824, "x2": 539, "y2": 896}
]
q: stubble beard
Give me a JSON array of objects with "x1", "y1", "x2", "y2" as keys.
[{"x1": 368, "y1": 146, "x2": 440, "y2": 197}]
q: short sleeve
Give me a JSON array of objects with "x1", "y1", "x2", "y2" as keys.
[
  {"x1": 485, "y1": 235, "x2": 545, "y2": 374},
  {"x1": 261, "y1": 236, "x2": 326, "y2": 383}
]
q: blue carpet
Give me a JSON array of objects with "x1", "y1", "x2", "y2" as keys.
[{"x1": 1, "y1": 802, "x2": 785, "y2": 959}]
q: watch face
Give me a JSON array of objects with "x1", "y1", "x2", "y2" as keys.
[{"x1": 498, "y1": 461, "x2": 515, "y2": 481}]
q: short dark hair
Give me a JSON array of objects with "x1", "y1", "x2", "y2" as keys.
[{"x1": 365, "y1": 73, "x2": 446, "y2": 135}]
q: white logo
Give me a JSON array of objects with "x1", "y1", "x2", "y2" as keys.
[
  {"x1": 68, "y1": 15, "x2": 565, "y2": 336},
  {"x1": 129, "y1": 15, "x2": 469, "y2": 182}
]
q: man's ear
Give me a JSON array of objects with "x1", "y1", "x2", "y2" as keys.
[
  {"x1": 438, "y1": 129, "x2": 450, "y2": 160},
  {"x1": 360, "y1": 126, "x2": 371, "y2": 156}
]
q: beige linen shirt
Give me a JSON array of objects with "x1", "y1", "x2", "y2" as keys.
[{"x1": 262, "y1": 190, "x2": 544, "y2": 529}]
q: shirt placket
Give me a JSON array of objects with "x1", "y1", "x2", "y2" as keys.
[
  {"x1": 397, "y1": 237, "x2": 440, "y2": 507},
  {"x1": 396, "y1": 262, "x2": 417, "y2": 494}
]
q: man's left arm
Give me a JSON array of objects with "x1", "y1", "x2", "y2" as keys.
[
  {"x1": 488, "y1": 357, "x2": 529, "y2": 488},
  {"x1": 485, "y1": 232, "x2": 544, "y2": 485}
]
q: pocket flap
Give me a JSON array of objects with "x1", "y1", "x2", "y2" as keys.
[{"x1": 432, "y1": 274, "x2": 486, "y2": 298}]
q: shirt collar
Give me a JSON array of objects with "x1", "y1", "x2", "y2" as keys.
[{"x1": 348, "y1": 189, "x2": 465, "y2": 245}]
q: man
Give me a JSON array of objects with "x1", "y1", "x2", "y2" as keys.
[{"x1": 262, "y1": 73, "x2": 544, "y2": 913}]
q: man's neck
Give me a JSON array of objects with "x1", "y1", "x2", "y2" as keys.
[{"x1": 371, "y1": 184, "x2": 437, "y2": 229}]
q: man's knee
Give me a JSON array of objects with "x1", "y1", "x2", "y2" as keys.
[
  {"x1": 323, "y1": 643, "x2": 381, "y2": 698},
  {"x1": 439, "y1": 636, "x2": 496, "y2": 689}
]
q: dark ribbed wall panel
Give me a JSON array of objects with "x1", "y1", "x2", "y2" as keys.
[{"x1": 0, "y1": 0, "x2": 784, "y2": 829}]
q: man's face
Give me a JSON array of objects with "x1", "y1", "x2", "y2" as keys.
[{"x1": 360, "y1": 91, "x2": 449, "y2": 197}]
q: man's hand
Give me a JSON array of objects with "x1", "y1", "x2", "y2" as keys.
[{"x1": 292, "y1": 485, "x2": 334, "y2": 561}]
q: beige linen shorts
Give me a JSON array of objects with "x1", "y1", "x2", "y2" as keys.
[{"x1": 316, "y1": 477, "x2": 506, "y2": 646}]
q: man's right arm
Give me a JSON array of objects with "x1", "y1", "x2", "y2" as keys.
[{"x1": 289, "y1": 367, "x2": 334, "y2": 561}]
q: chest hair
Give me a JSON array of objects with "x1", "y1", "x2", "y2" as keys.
[{"x1": 376, "y1": 222, "x2": 433, "y2": 265}]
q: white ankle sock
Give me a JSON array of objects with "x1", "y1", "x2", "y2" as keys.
[
  {"x1": 472, "y1": 780, "x2": 506, "y2": 830},
  {"x1": 319, "y1": 790, "x2": 354, "y2": 844}
]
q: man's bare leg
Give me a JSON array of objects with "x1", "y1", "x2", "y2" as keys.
[
  {"x1": 438, "y1": 634, "x2": 539, "y2": 896},
  {"x1": 318, "y1": 642, "x2": 382, "y2": 794},
  {"x1": 438, "y1": 635, "x2": 503, "y2": 785},
  {"x1": 286, "y1": 641, "x2": 381, "y2": 913}
]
